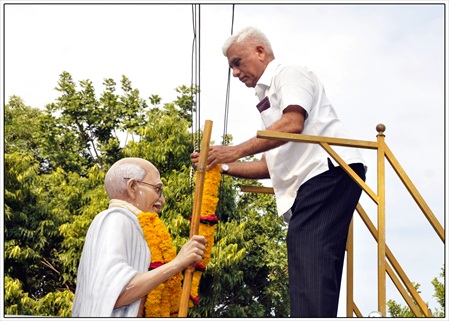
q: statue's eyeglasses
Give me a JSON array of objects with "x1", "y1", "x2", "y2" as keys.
[{"x1": 123, "y1": 177, "x2": 163, "y2": 197}]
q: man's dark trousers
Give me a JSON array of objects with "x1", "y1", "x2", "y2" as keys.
[{"x1": 287, "y1": 159, "x2": 365, "y2": 317}]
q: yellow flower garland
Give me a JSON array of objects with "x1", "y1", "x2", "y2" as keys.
[
  {"x1": 137, "y1": 212, "x2": 183, "y2": 317},
  {"x1": 137, "y1": 164, "x2": 221, "y2": 316},
  {"x1": 189, "y1": 164, "x2": 221, "y2": 306}
]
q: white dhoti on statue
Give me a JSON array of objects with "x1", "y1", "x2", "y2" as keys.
[{"x1": 72, "y1": 203, "x2": 150, "y2": 317}]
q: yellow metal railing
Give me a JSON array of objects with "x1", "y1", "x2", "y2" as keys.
[{"x1": 240, "y1": 123, "x2": 444, "y2": 317}]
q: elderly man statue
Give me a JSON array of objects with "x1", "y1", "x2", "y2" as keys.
[{"x1": 72, "y1": 157, "x2": 206, "y2": 317}]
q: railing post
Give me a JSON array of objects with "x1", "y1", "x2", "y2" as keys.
[
  {"x1": 376, "y1": 124, "x2": 387, "y2": 316},
  {"x1": 346, "y1": 218, "x2": 354, "y2": 317}
]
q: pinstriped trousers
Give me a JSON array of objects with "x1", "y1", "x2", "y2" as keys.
[{"x1": 287, "y1": 159, "x2": 365, "y2": 317}]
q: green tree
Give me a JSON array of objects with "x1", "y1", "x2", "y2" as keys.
[
  {"x1": 44, "y1": 71, "x2": 97, "y2": 172},
  {"x1": 41, "y1": 72, "x2": 151, "y2": 173},
  {"x1": 4, "y1": 275, "x2": 74, "y2": 317},
  {"x1": 431, "y1": 267, "x2": 445, "y2": 317},
  {"x1": 4, "y1": 96, "x2": 43, "y2": 156},
  {"x1": 4, "y1": 151, "x2": 101, "y2": 304}
]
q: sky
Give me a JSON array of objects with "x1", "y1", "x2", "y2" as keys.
[{"x1": 1, "y1": 0, "x2": 447, "y2": 318}]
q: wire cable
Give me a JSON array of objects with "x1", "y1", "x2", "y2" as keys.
[
  {"x1": 221, "y1": 4, "x2": 235, "y2": 147},
  {"x1": 191, "y1": 4, "x2": 201, "y2": 151},
  {"x1": 213, "y1": 4, "x2": 236, "y2": 316},
  {"x1": 190, "y1": 4, "x2": 201, "y2": 206}
]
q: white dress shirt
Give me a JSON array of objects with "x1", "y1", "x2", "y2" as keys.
[{"x1": 255, "y1": 60, "x2": 365, "y2": 221}]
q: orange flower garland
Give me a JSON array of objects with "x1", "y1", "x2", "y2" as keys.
[
  {"x1": 137, "y1": 212, "x2": 182, "y2": 317},
  {"x1": 189, "y1": 164, "x2": 221, "y2": 306},
  {"x1": 137, "y1": 164, "x2": 221, "y2": 316}
]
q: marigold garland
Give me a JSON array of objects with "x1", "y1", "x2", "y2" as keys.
[
  {"x1": 189, "y1": 164, "x2": 221, "y2": 306},
  {"x1": 137, "y1": 164, "x2": 221, "y2": 316},
  {"x1": 137, "y1": 212, "x2": 183, "y2": 317}
]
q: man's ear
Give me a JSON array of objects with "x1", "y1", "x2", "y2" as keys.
[
  {"x1": 126, "y1": 178, "x2": 138, "y2": 200},
  {"x1": 256, "y1": 45, "x2": 266, "y2": 60}
]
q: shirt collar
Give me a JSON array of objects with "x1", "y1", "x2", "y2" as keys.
[
  {"x1": 109, "y1": 199, "x2": 142, "y2": 216},
  {"x1": 255, "y1": 59, "x2": 279, "y2": 99}
]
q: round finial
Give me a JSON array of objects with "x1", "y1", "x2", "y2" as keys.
[
  {"x1": 376, "y1": 123, "x2": 386, "y2": 134},
  {"x1": 368, "y1": 311, "x2": 384, "y2": 317}
]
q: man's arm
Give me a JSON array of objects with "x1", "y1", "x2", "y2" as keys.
[
  {"x1": 224, "y1": 154, "x2": 270, "y2": 179},
  {"x1": 206, "y1": 105, "x2": 306, "y2": 169},
  {"x1": 114, "y1": 235, "x2": 206, "y2": 309}
]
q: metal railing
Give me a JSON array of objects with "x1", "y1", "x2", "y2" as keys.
[{"x1": 241, "y1": 123, "x2": 444, "y2": 317}]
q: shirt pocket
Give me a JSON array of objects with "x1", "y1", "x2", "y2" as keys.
[{"x1": 257, "y1": 96, "x2": 281, "y2": 128}]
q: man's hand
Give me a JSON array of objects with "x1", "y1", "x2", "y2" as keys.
[
  {"x1": 174, "y1": 235, "x2": 206, "y2": 269},
  {"x1": 191, "y1": 147, "x2": 240, "y2": 171},
  {"x1": 190, "y1": 151, "x2": 200, "y2": 168},
  {"x1": 207, "y1": 145, "x2": 241, "y2": 169}
]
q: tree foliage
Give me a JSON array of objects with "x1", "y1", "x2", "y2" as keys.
[
  {"x1": 431, "y1": 267, "x2": 445, "y2": 317},
  {"x1": 386, "y1": 267, "x2": 445, "y2": 317},
  {"x1": 4, "y1": 72, "x2": 289, "y2": 317}
]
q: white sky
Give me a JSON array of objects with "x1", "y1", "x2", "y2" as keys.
[{"x1": 1, "y1": 0, "x2": 447, "y2": 318}]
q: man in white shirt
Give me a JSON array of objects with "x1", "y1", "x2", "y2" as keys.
[
  {"x1": 72, "y1": 157, "x2": 206, "y2": 317},
  {"x1": 191, "y1": 27, "x2": 365, "y2": 317}
]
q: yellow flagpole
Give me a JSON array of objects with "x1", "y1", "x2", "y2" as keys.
[{"x1": 178, "y1": 119, "x2": 213, "y2": 317}]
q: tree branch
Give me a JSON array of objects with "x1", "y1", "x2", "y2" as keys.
[{"x1": 41, "y1": 257, "x2": 60, "y2": 275}]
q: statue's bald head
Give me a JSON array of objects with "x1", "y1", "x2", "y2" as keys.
[{"x1": 104, "y1": 157, "x2": 158, "y2": 200}]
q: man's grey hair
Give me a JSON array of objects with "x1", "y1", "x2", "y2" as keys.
[
  {"x1": 222, "y1": 26, "x2": 274, "y2": 57},
  {"x1": 104, "y1": 162, "x2": 146, "y2": 199}
]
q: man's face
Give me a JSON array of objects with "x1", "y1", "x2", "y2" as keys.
[
  {"x1": 133, "y1": 163, "x2": 165, "y2": 213},
  {"x1": 227, "y1": 41, "x2": 266, "y2": 88}
]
